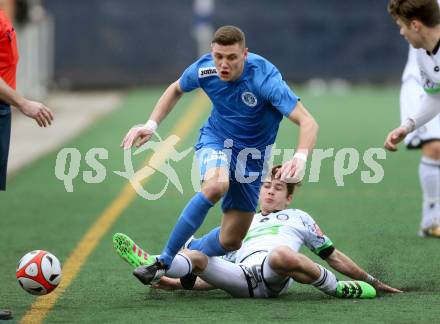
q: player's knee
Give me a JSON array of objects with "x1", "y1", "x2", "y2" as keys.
[
  {"x1": 219, "y1": 236, "x2": 242, "y2": 251},
  {"x1": 269, "y1": 246, "x2": 301, "y2": 271},
  {"x1": 422, "y1": 141, "x2": 440, "y2": 160},
  {"x1": 185, "y1": 250, "x2": 208, "y2": 273},
  {"x1": 202, "y1": 180, "x2": 229, "y2": 202}
]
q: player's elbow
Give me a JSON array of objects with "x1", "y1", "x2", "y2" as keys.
[
  {"x1": 171, "y1": 80, "x2": 184, "y2": 97},
  {"x1": 325, "y1": 249, "x2": 342, "y2": 267},
  {"x1": 298, "y1": 115, "x2": 319, "y2": 145},
  {"x1": 219, "y1": 236, "x2": 242, "y2": 251},
  {"x1": 294, "y1": 112, "x2": 319, "y2": 135},
  {"x1": 306, "y1": 115, "x2": 319, "y2": 133}
]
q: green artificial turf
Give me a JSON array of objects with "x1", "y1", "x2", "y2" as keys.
[{"x1": 1, "y1": 85, "x2": 438, "y2": 324}]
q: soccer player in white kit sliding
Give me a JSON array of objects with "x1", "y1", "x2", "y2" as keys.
[
  {"x1": 385, "y1": 0, "x2": 440, "y2": 237},
  {"x1": 113, "y1": 166, "x2": 401, "y2": 298}
]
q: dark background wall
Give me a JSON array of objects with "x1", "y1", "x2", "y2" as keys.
[{"x1": 44, "y1": 0, "x2": 408, "y2": 87}]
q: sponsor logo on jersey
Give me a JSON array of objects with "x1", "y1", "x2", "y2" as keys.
[
  {"x1": 202, "y1": 150, "x2": 228, "y2": 164},
  {"x1": 421, "y1": 70, "x2": 440, "y2": 94},
  {"x1": 241, "y1": 91, "x2": 258, "y2": 107},
  {"x1": 198, "y1": 67, "x2": 218, "y2": 78}
]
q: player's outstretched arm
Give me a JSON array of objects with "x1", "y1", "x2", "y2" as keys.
[
  {"x1": 410, "y1": 93, "x2": 440, "y2": 130},
  {"x1": 325, "y1": 249, "x2": 402, "y2": 293},
  {"x1": 276, "y1": 101, "x2": 318, "y2": 183},
  {"x1": 151, "y1": 276, "x2": 216, "y2": 291},
  {"x1": 0, "y1": 78, "x2": 54, "y2": 127},
  {"x1": 151, "y1": 277, "x2": 182, "y2": 290},
  {"x1": 385, "y1": 93, "x2": 440, "y2": 151},
  {"x1": 149, "y1": 80, "x2": 185, "y2": 125},
  {"x1": 121, "y1": 80, "x2": 184, "y2": 149}
]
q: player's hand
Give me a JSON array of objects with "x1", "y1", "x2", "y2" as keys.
[
  {"x1": 121, "y1": 125, "x2": 154, "y2": 149},
  {"x1": 276, "y1": 154, "x2": 307, "y2": 183},
  {"x1": 17, "y1": 99, "x2": 54, "y2": 127},
  {"x1": 151, "y1": 277, "x2": 182, "y2": 291},
  {"x1": 384, "y1": 126, "x2": 407, "y2": 152},
  {"x1": 371, "y1": 279, "x2": 403, "y2": 293}
]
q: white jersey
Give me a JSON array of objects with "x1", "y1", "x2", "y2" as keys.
[
  {"x1": 402, "y1": 47, "x2": 440, "y2": 129},
  {"x1": 402, "y1": 46, "x2": 421, "y2": 83},
  {"x1": 417, "y1": 47, "x2": 440, "y2": 94},
  {"x1": 401, "y1": 46, "x2": 440, "y2": 147},
  {"x1": 205, "y1": 208, "x2": 334, "y2": 298},
  {"x1": 232, "y1": 209, "x2": 333, "y2": 266}
]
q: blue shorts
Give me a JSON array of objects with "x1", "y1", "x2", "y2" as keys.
[
  {"x1": 196, "y1": 135, "x2": 268, "y2": 213},
  {"x1": 0, "y1": 102, "x2": 11, "y2": 191}
]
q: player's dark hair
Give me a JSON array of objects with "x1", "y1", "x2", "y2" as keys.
[
  {"x1": 388, "y1": 0, "x2": 440, "y2": 27},
  {"x1": 270, "y1": 165, "x2": 297, "y2": 197},
  {"x1": 212, "y1": 25, "x2": 246, "y2": 47}
]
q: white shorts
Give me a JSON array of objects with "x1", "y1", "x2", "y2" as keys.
[
  {"x1": 199, "y1": 251, "x2": 293, "y2": 298},
  {"x1": 401, "y1": 77, "x2": 440, "y2": 148}
]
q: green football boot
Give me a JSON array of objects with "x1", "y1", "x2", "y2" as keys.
[
  {"x1": 335, "y1": 281, "x2": 376, "y2": 299},
  {"x1": 113, "y1": 233, "x2": 156, "y2": 268}
]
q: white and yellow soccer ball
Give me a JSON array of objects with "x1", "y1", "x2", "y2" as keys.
[{"x1": 16, "y1": 250, "x2": 62, "y2": 295}]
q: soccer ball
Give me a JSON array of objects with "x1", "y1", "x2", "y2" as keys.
[{"x1": 16, "y1": 250, "x2": 62, "y2": 295}]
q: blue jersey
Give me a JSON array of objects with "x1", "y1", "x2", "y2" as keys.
[{"x1": 179, "y1": 53, "x2": 299, "y2": 150}]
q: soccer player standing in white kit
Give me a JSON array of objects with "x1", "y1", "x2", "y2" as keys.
[{"x1": 385, "y1": 0, "x2": 440, "y2": 237}]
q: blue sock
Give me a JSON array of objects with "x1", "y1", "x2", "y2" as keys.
[
  {"x1": 187, "y1": 227, "x2": 228, "y2": 256},
  {"x1": 159, "y1": 192, "x2": 213, "y2": 267}
]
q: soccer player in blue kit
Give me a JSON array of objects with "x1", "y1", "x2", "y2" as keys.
[{"x1": 121, "y1": 25, "x2": 319, "y2": 285}]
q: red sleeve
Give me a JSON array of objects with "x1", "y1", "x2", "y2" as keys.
[{"x1": 0, "y1": 10, "x2": 18, "y2": 89}]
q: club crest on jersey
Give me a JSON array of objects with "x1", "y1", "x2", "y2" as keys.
[
  {"x1": 276, "y1": 213, "x2": 289, "y2": 221},
  {"x1": 198, "y1": 67, "x2": 218, "y2": 78},
  {"x1": 241, "y1": 91, "x2": 258, "y2": 107}
]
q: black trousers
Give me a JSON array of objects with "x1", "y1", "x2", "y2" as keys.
[{"x1": 0, "y1": 101, "x2": 11, "y2": 191}]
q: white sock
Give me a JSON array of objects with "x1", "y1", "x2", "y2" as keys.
[
  {"x1": 165, "y1": 253, "x2": 192, "y2": 278},
  {"x1": 419, "y1": 156, "x2": 440, "y2": 229},
  {"x1": 311, "y1": 264, "x2": 338, "y2": 296}
]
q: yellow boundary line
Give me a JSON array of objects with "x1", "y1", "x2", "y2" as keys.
[{"x1": 20, "y1": 91, "x2": 208, "y2": 324}]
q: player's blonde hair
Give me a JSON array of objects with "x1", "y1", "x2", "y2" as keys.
[
  {"x1": 212, "y1": 25, "x2": 246, "y2": 48},
  {"x1": 388, "y1": 0, "x2": 440, "y2": 27}
]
